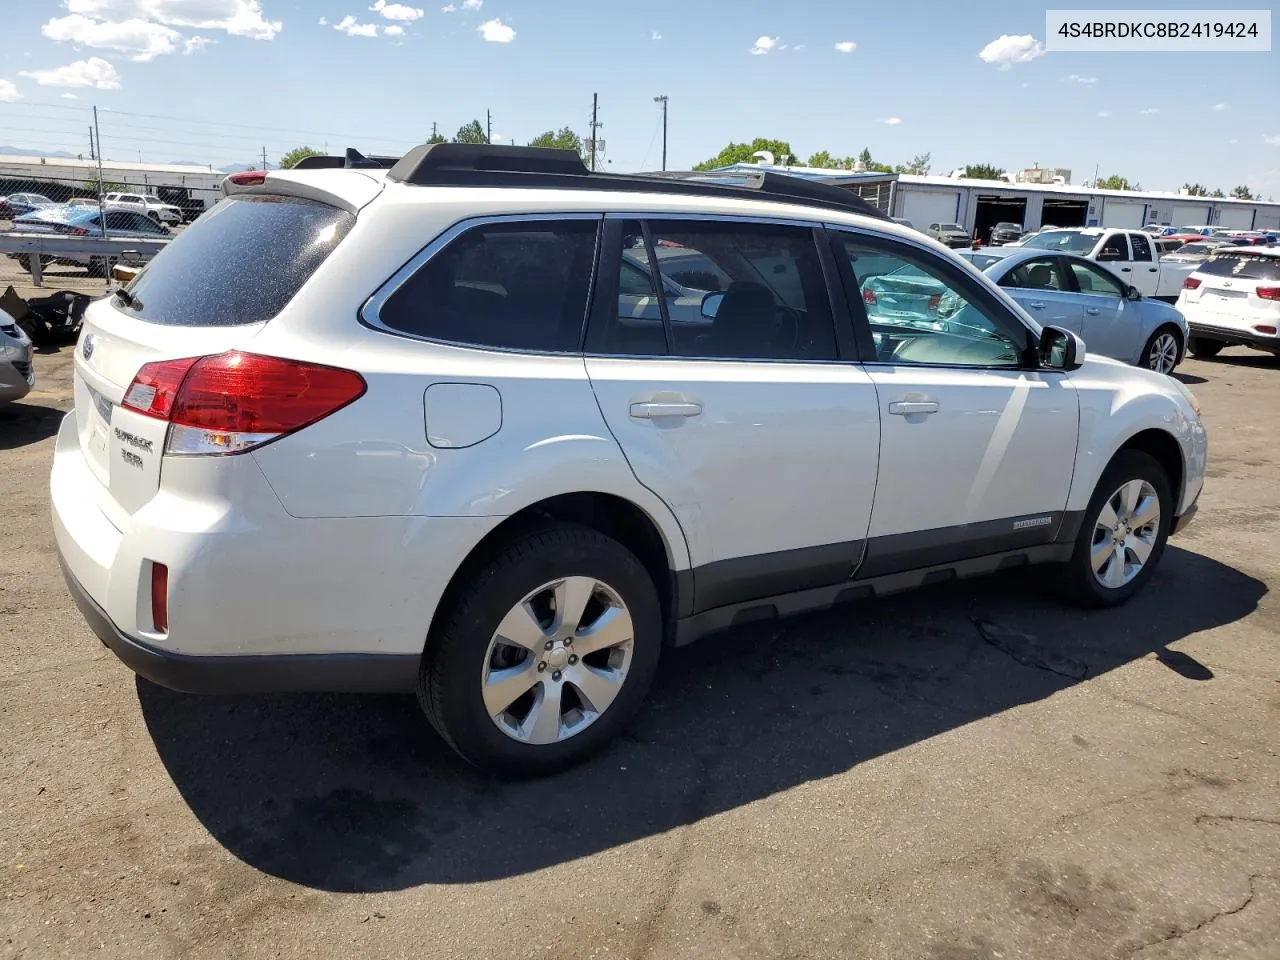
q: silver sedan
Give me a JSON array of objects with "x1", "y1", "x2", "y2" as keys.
[
  {"x1": 1, "y1": 306, "x2": 35, "y2": 402},
  {"x1": 957, "y1": 246, "x2": 1190, "y2": 374}
]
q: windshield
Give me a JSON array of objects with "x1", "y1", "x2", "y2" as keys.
[
  {"x1": 959, "y1": 252, "x2": 1007, "y2": 270},
  {"x1": 939, "y1": 223, "x2": 963, "y2": 232},
  {"x1": 1021, "y1": 231, "x2": 1097, "y2": 253},
  {"x1": 995, "y1": 222, "x2": 1022, "y2": 230}
]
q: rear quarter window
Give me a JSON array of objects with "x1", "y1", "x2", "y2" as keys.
[
  {"x1": 119, "y1": 194, "x2": 355, "y2": 327},
  {"x1": 1197, "y1": 255, "x2": 1280, "y2": 282}
]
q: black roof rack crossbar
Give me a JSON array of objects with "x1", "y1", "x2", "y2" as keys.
[{"x1": 297, "y1": 142, "x2": 888, "y2": 219}]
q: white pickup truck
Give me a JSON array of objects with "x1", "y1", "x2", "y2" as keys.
[
  {"x1": 103, "y1": 192, "x2": 184, "y2": 226},
  {"x1": 1015, "y1": 227, "x2": 1198, "y2": 301}
]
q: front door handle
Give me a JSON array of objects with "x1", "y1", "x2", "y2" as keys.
[
  {"x1": 1085, "y1": 307, "x2": 1101, "y2": 315},
  {"x1": 1119, "y1": 267, "x2": 1132, "y2": 272},
  {"x1": 1148, "y1": 267, "x2": 1158, "y2": 272},
  {"x1": 1027, "y1": 301, "x2": 1046, "y2": 310},
  {"x1": 630, "y1": 401, "x2": 702, "y2": 419},
  {"x1": 888, "y1": 400, "x2": 940, "y2": 416}
]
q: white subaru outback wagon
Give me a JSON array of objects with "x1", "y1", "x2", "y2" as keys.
[{"x1": 52, "y1": 144, "x2": 1207, "y2": 777}]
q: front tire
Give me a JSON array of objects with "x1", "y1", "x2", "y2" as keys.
[
  {"x1": 1140, "y1": 326, "x2": 1182, "y2": 374},
  {"x1": 1187, "y1": 336, "x2": 1224, "y2": 358},
  {"x1": 1060, "y1": 450, "x2": 1173, "y2": 608},
  {"x1": 420, "y1": 523, "x2": 662, "y2": 778}
]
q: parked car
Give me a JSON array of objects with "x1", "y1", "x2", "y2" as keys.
[
  {"x1": 1174, "y1": 225, "x2": 1215, "y2": 237},
  {"x1": 1162, "y1": 240, "x2": 1232, "y2": 264},
  {"x1": 52, "y1": 143, "x2": 1207, "y2": 777},
  {"x1": 0, "y1": 301, "x2": 35, "y2": 402},
  {"x1": 890, "y1": 217, "x2": 915, "y2": 230},
  {"x1": 1154, "y1": 238, "x2": 1185, "y2": 256},
  {"x1": 988, "y1": 221, "x2": 1023, "y2": 245},
  {"x1": 954, "y1": 247, "x2": 1188, "y2": 373},
  {"x1": 926, "y1": 222, "x2": 970, "y2": 247},
  {"x1": 1018, "y1": 227, "x2": 1196, "y2": 301},
  {"x1": 1177, "y1": 247, "x2": 1280, "y2": 359},
  {"x1": 0, "y1": 192, "x2": 56, "y2": 220},
  {"x1": 9, "y1": 207, "x2": 169, "y2": 276},
  {"x1": 103, "y1": 192, "x2": 184, "y2": 225}
]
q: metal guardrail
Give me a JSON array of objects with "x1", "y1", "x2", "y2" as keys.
[{"x1": 0, "y1": 233, "x2": 169, "y2": 287}]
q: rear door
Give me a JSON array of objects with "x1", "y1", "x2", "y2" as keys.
[
  {"x1": 1126, "y1": 231, "x2": 1160, "y2": 296},
  {"x1": 72, "y1": 192, "x2": 356, "y2": 526},
  {"x1": 991, "y1": 254, "x2": 1084, "y2": 334},
  {"x1": 1063, "y1": 258, "x2": 1143, "y2": 361},
  {"x1": 585, "y1": 216, "x2": 880, "y2": 613}
]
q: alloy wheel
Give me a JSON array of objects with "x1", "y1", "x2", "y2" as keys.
[
  {"x1": 1147, "y1": 333, "x2": 1179, "y2": 374},
  {"x1": 1091, "y1": 479, "x2": 1161, "y2": 589}
]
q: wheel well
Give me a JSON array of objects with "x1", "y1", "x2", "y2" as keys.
[
  {"x1": 1118, "y1": 429, "x2": 1184, "y2": 506},
  {"x1": 426, "y1": 493, "x2": 678, "y2": 653}
]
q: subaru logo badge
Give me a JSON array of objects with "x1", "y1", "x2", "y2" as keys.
[{"x1": 82, "y1": 334, "x2": 95, "y2": 360}]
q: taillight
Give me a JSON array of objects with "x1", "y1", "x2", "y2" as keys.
[
  {"x1": 1256, "y1": 287, "x2": 1280, "y2": 301},
  {"x1": 1254, "y1": 325, "x2": 1278, "y2": 334},
  {"x1": 862, "y1": 288, "x2": 878, "y2": 306},
  {"x1": 120, "y1": 352, "x2": 366, "y2": 455},
  {"x1": 1183, "y1": 276, "x2": 1201, "y2": 290},
  {"x1": 70, "y1": 226, "x2": 88, "y2": 236},
  {"x1": 150, "y1": 562, "x2": 168, "y2": 633},
  {"x1": 926, "y1": 293, "x2": 941, "y2": 311},
  {"x1": 229, "y1": 170, "x2": 267, "y2": 186}
]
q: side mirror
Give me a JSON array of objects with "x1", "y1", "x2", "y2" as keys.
[
  {"x1": 1126, "y1": 284, "x2": 1142, "y2": 301},
  {"x1": 1038, "y1": 325, "x2": 1086, "y2": 371},
  {"x1": 700, "y1": 291, "x2": 724, "y2": 320}
]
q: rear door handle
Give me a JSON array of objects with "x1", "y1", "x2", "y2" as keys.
[
  {"x1": 1148, "y1": 267, "x2": 1158, "y2": 272},
  {"x1": 1027, "y1": 301, "x2": 1046, "y2": 310},
  {"x1": 630, "y1": 401, "x2": 702, "y2": 419},
  {"x1": 1085, "y1": 307, "x2": 1101, "y2": 315},
  {"x1": 888, "y1": 400, "x2": 940, "y2": 416},
  {"x1": 1119, "y1": 267, "x2": 1132, "y2": 272}
]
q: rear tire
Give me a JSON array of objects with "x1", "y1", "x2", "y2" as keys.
[
  {"x1": 1140, "y1": 325, "x2": 1182, "y2": 374},
  {"x1": 1187, "y1": 336, "x2": 1224, "y2": 359},
  {"x1": 1059, "y1": 450, "x2": 1173, "y2": 608},
  {"x1": 419, "y1": 522, "x2": 662, "y2": 778}
]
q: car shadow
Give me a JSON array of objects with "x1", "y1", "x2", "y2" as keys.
[
  {"x1": 0, "y1": 402, "x2": 65, "y2": 449},
  {"x1": 137, "y1": 545, "x2": 1265, "y2": 893},
  {"x1": 1171, "y1": 372, "x2": 1208, "y2": 385}
]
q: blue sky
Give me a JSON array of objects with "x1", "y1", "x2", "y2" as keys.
[{"x1": 1, "y1": 0, "x2": 1277, "y2": 195}]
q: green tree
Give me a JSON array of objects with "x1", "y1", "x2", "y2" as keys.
[
  {"x1": 857, "y1": 147, "x2": 873, "y2": 166},
  {"x1": 963, "y1": 163, "x2": 1005, "y2": 180},
  {"x1": 1094, "y1": 174, "x2": 1140, "y2": 190},
  {"x1": 81, "y1": 179, "x2": 126, "y2": 194},
  {"x1": 693, "y1": 137, "x2": 796, "y2": 171},
  {"x1": 279, "y1": 146, "x2": 322, "y2": 169},
  {"x1": 426, "y1": 130, "x2": 447, "y2": 145},
  {"x1": 1230, "y1": 185, "x2": 1256, "y2": 200},
  {"x1": 453, "y1": 120, "x2": 489, "y2": 144},
  {"x1": 528, "y1": 126, "x2": 586, "y2": 159},
  {"x1": 1181, "y1": 183, "x2": 1210, "y2": 197},
  {"x1": 895, "y1": 152, "x2": 931, "y2": 175},
  {"x1": 806, "y1": 150, "x2": 838, "y2": 168},
  {"x1": 1211, "y1": 189, "x2": 1225, "y2": 198}
]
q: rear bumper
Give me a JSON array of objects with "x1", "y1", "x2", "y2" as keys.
[
  {"x1": 1187, "y1": 319, "x2": 1280, "y2": 352},
  {"x1": 58, "y1": 553, "x2": 418, "y2": 694}
]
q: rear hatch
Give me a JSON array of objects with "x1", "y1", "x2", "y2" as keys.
[
  {"x1": 72, "y1": 192, "x2": 358, "y2": 526},
  {"x1": 1181, "y1": 251, "x2": 1280, "y2": 331}
]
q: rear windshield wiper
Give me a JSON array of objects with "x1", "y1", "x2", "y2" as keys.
[{"x1": 113, "y1": 287, "x2": 141, "y2": 310}]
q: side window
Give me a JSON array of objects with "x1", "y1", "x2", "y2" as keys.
[
  {"x1": 376, "y1": 218, "x2": 598, "y2": 352},
  {"x1": 1097, "y1": 233, "x2": 1129, "y2": 261},
  {"x1": 841, "y1": 236, "x2": 1026, "y2": 368},
  {"x1": 1129, "y1": 232, "x2": 1153, "y2": 261},
  {"x1": 640, "y1": 219, "x2": 837, "y2": 361},
  {"x1": 103, "y1": 212, "x2": 129, "y2": 230},
  {"x1": 1068, "y1": 260, "x2": 1125, "y2": 298},
  {"x1": 1000, "y1": 256, "x2": 1066, "y2": 292}
]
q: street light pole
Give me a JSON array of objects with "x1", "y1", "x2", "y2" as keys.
[{"x1": 653, "y1": 95, "x2": 668, "y2": 171}]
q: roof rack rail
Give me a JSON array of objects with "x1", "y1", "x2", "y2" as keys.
[
  {"x1": 290, "y1": 147, "x2": 400, "y2": 171},
  {"x1": 385, "y1": 142, "x2": 887, "y2": 220}
]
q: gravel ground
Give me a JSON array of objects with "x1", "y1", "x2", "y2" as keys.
[{"x1": 2, "y1": 260, "x2": 1278, "y2": 960}]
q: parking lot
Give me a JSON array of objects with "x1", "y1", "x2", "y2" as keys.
[{"x1": 2, "y1": 256, "x2": 1278, "y2": 960}]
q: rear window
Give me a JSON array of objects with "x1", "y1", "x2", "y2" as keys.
[
  {"x1": 1197, "y1": 254, "x2": 1280, "y2": 281},
  {"x1": 118, "y1": 195, "x2": 354, "y2": 327}
]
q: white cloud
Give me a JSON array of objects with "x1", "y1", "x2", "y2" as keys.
[
  {"x1": 0, "y1": 79, "x2": 21, "y2": 102},
  {"x1": 462, "y1": 0, "x2": 481, "y2": 8},
  {"x1": 20, "y1": 56, "x2": 121, "y2": 88},
  {"x1": 881, "y1": 117, "x2": 902, "y2": 125},
  {"x1": 834, "y1": 40, "x2": 855, "y2": 53},
  {"x1": 184, "y1": 35, "x2": 214, "y2": 53},
  {"x1": 478, "y1": 17, "x2": 514, "y2": 42},
  {"x1": 1265, "y1": 135, "x2": 1280, "y2": 146},
  {"x1": 383, "y1": 24, "x2": 403, "y2": 35},
  {"x1": 441, "y1": 2, "x2": 456, "y2": 9},
  {"x1": 750, "y1": 35, "x2": 777, "y2": 55},
  {"x1": 1212, "y1": 103, "x2": 1227, "y2": 112},
  {"x1": 62, "y1": 92, "x2": 78, "y2": 99},
  {"x1": 370, "y1": 0, "x2": 423, "y2": 21},
  {"x1": 334, "y1": 15, "x2": 378, "y2": 36},
  {"x1": 977, "y1": 34, "x2": 1045, "y2": 69},
  {"x1": 42, "y1": 14, "x2": 181, "y2": 61},
  {"x1": 1065, "y1": 73, "x2": 1096, "y2": 84},
  {"x1": 1139, "y1": 107, "x2": 1159, "y2": 115},
  {"x1": 65, "y1": 0, "x2": 281, "y2": 40},
  {"x1": 318, "y1": 15, "x2": 327, "y2": 24},
  {"x1": 651, "y1": 31, "x2": 662, "y2": 41},
  {"x1": 1097, "y1": 110, "x2": 1111, "y2": 117}
]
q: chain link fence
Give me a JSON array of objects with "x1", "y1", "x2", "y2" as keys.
[{"x1": 1, "y1": 171, "x2": 219, "y2": 226}]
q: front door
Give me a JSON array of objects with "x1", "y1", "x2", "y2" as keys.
[
  {"x1": 993, "y1": 254, "x2": 1085, "y2": 334},
  {"x1": 833, "y1": 230, "x2": 1080, "y2": 577},
  {"x1": 585, "y1": 216, "x2": 881, "y2": 613},
  {"x1": 1126, "y1": 231, "x2": 1161, "y2": 296},
  {"x1": 1064, "y1": 258, "x2": 1144, "y2": 362}
]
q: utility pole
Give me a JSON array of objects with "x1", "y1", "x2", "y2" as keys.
[
  {"x1": 93, "y1": 105, "x2": 106, "y2": 238},
  {"x1": 431, "y1": 121, "x2": 438, "y2": 141},
  {"x1": 588, "y1": 93, "x2": 601, "y2": 172},
  {"x1": 88, "y1": 125, "x2": 96, "y2": 161},
  {"x1": 653, "y1": 95, "x2": 668, "y2": 171},
  {"x1": 486, "y1": 110, "x2": 492, "y2": 144},
  {"x1": 261, "y1": 145, "x2": 268, "y2": 171}
]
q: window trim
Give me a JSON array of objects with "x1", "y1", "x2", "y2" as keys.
[
  {"x1": 359, "y1": 212, "x2": 604, "y2": 355},
  {"x1": 1063, "y1": 256, "x2": 1125, "y2": 299},
  {"x1": 583, "y1": 212, "x2": 854, "y2": 364},
  {"x1": 827, "y1": 224, "x2": 1042, "y2": 372},
  {"x1": 1128, "y1": 231, "x2": 1154, "y2": 262}
]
